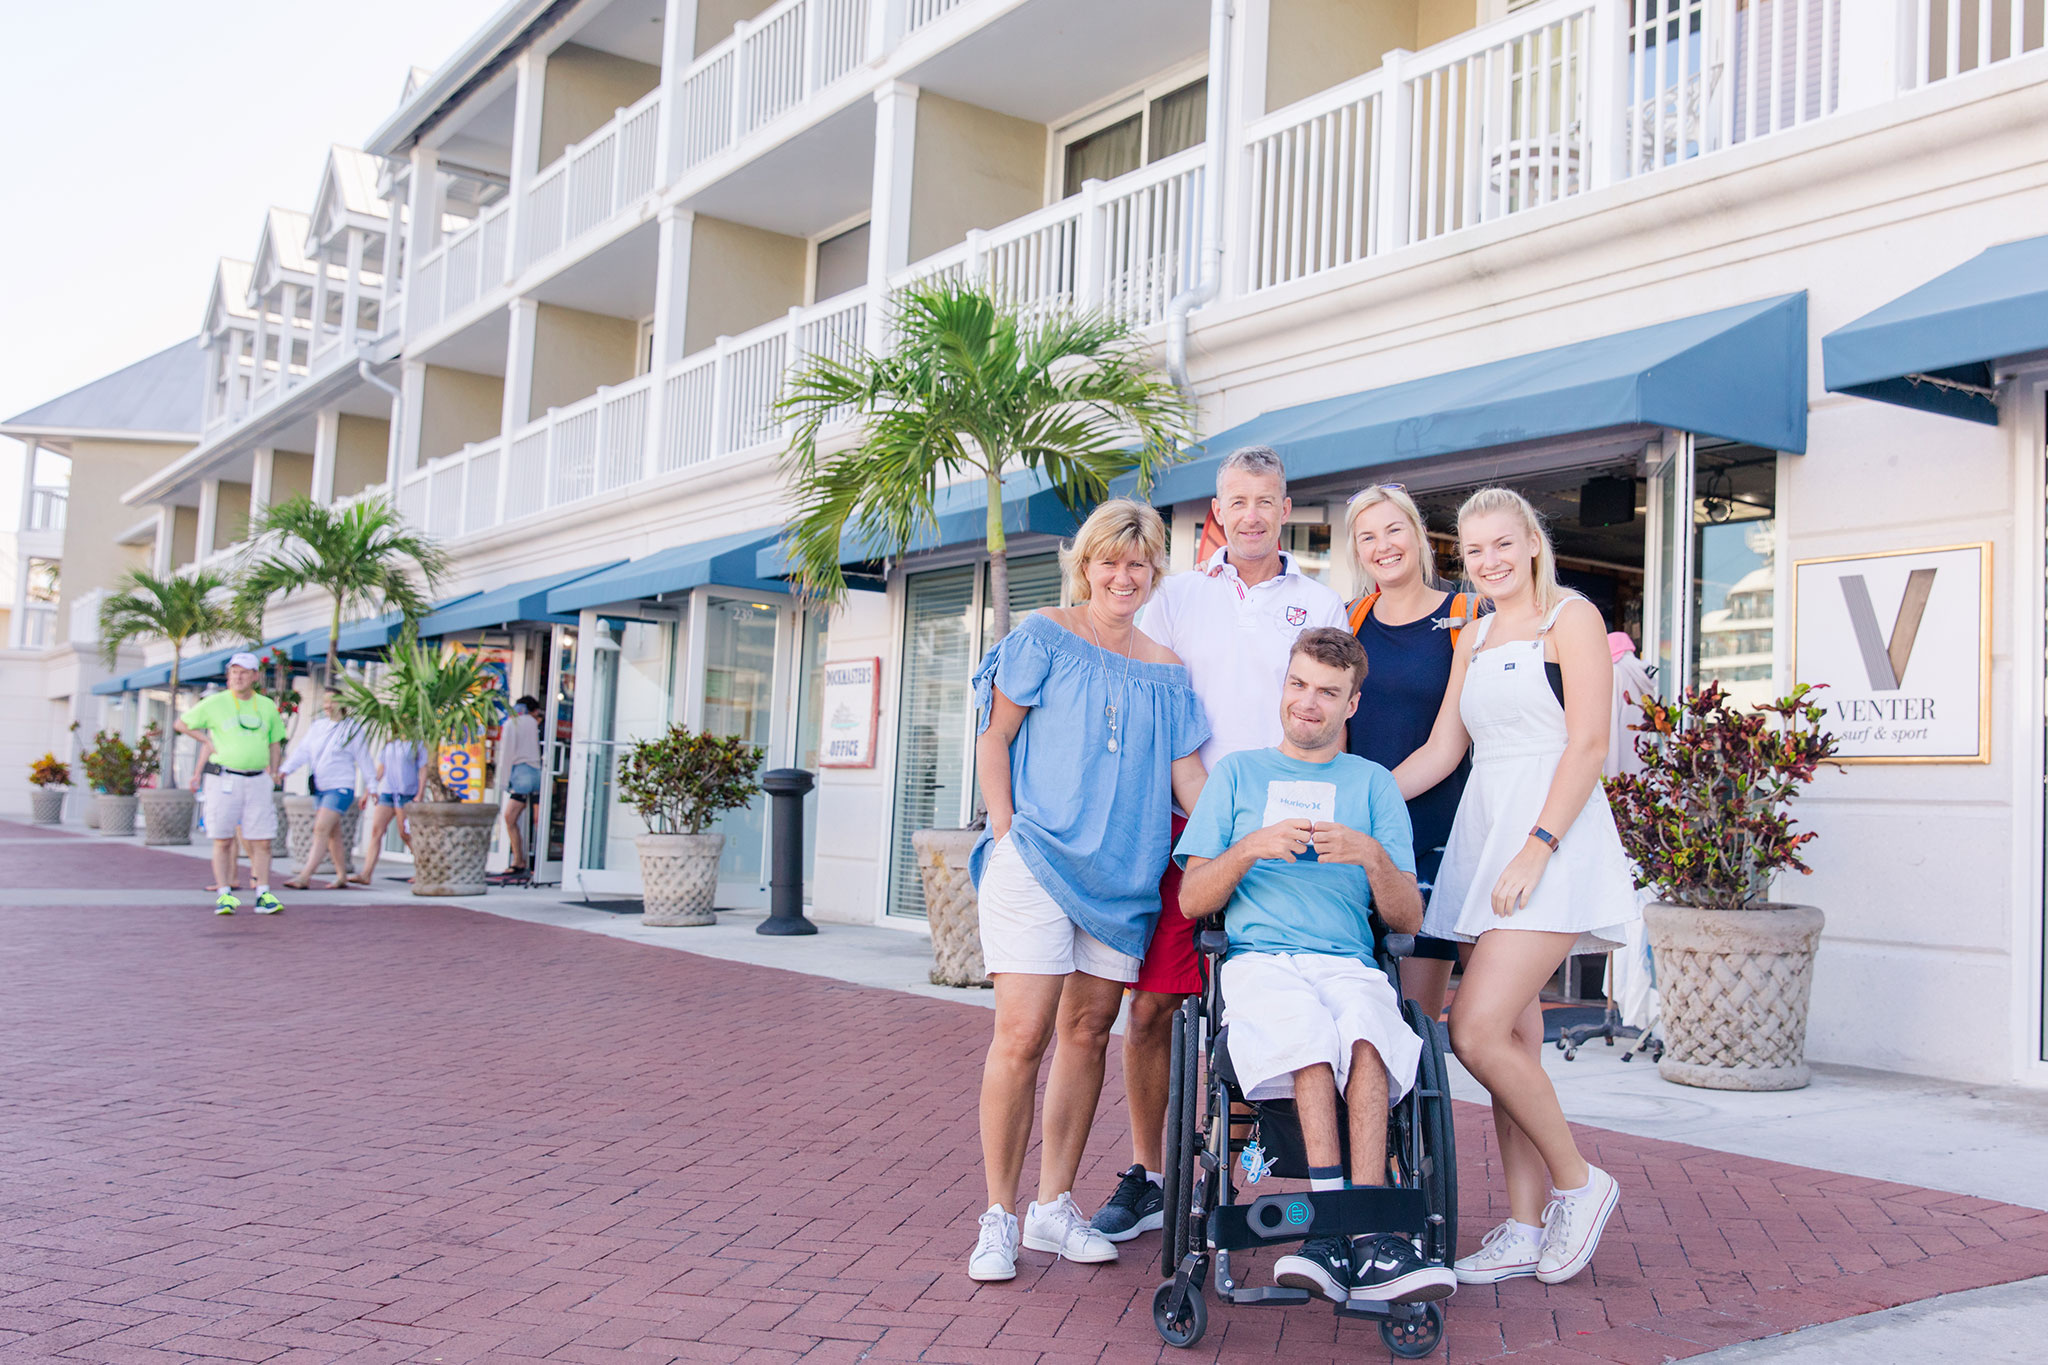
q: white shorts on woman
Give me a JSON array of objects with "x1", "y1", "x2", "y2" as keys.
[
  {"x1": 977, "y1": 834, "x2": 1141, "y2": 982},
  {"x1": 1221, "y1": 952, "x2": 1421, "y2": 1103}
]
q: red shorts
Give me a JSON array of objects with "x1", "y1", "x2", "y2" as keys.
[{"x1": 1135, "y1": 813, "x2": 1202, "y2": 996}]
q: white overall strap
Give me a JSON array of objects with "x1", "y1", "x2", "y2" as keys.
[
  {"x1": 1470, "y1": 612, "x2": 1497, "y2": 648},
  {"x1": 1536, "y1": 593, "x2": 1582, "y2": 635}
]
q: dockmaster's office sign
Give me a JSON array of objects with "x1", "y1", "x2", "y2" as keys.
[{"x1": 1792, "y1": 543, "x2": 1990, "y2": 763}]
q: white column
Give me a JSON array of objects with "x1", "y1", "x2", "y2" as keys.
[
  {"x1": 342, "y1": 229, "x2": 366, "y2": 346},
  {"x1": 657, "y1": 0, "x2": 700, "y2": 185},
  {"x1": 1838, "y1": 0, "x2": 1913, "y2": 108},
  {"x1": 380, "y1": 171, "x2": 407, "y2": 322},
  {"x1": 151, "y1": 507, "x2": 174, "y2": 577},
  {"x1": 249, "y1": 292, "x2": 271, "y2": 400},
  {"x1": 16, "y1": 437, "x2": 39, "y2": 533},
  {"x1": 394, "y1": 361, "x2": 428, "y2": 486},
  {"x1": 866, "y1": 82, "x2": 919, "y2": 341},
  {"x1": 195, "y1": 479, "x2": 222, "y2": 560},
  {"x1": 867, "y1": 0, "x2": 908, "y2": 61},
  {"x1": 640, "y1": 208, "x2": 695, "y2": 481},
  {"x1": 1221, "y1": 0, "x2": 1269, "y2": 299},
  {"x1": 311, "y1": 409, "x2": 341, "y2": 505},
  {"x1": 1584, "y1": 0, "x2": 1628, "y2": 191},
  {"x1": 501, "y1": 297, "x2": 541, "y2": 438},
  {"x1": 250, "y1": 448, "x2": 276, "y2": 520},
  {"x1": 309, "y1": 246, "x2": 332, "y2": 358},
  {"x1": 1372, "y1": 50, "x2": 1415, "y2": 257},
  {"x1": 280, "y1": 284, "x2": 302, "y2": 389},
  {"x1": 504, "y1": 51, "x2": 547, "y2": 281},
  {"x1": 404, "y1": 145, "x2": 444, "y2": 301}
]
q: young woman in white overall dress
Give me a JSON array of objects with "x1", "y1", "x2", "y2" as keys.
[{"x1": 1392, "y1": 487, "x2": 1638, "y2": 1290}]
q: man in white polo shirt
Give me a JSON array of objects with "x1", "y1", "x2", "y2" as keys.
[{"x1": 1091, "y1": 445, "x2": 1350, "y2": 1243}]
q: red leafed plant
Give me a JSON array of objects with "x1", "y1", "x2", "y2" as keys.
[{"x1": 1606, "y1": 682, "x2": 1841, "y2": 909}]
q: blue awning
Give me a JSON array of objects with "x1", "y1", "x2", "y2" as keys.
[
  {"x1": 1150, "y1": 294, "x2": 1809, "y2": 506},
  {"x1": 550, "y1": 529, "x2": 787, "y2": 613},
  {"x1": 1822, "y1": 234, "x2": 2048, "y2": 424},
  {"x1": 90, "y1": 672, "x2": 135, "y2": 696},
  {"x1": 417, "y1": 563, "x2": 624, "y2": 636},
  {"x1": 753, "y1": 466, "x2": 1085, "y2": 579},
  {"x1": 280, "y1": 598, "x2": 478, "y2": 662}
]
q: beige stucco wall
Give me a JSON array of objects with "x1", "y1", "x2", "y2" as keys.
[
  {"x1": 270, "y1": 450, "x2": 314, "y2": 505},
  {"x1": 908, "y1": 93, "x2": 1046, "y2": 261},
  {"x1": 212, "y1": 481, "x2": 251, "y2": 552},
  {"x1": 530, "y1": 304, "x2": 639, "y2": 418},
  {"x1": 1265, "y1": 0, "x2": 1477, "y2": 111},
  {"x1": 420, "y1": 365, "x2": 505, "y2": 464},
  {"x1": 682, "y1": 216, "x2": 806, "y2": 355},
  {"x1": 55, "y1": 437, "x2": 191, "y2": 644},
  {"x1": 171, "y1": 506, "x2": 198, "y2": 570},
  {"x1": 538, "y1": 43, "x2": 661, "y2": 167},
  {"x1": 694, "y1": 1, "x2": 777, "y2": 58},
  {"x1": 335, "y1": 414, "x2": 390, "y2": 497}
]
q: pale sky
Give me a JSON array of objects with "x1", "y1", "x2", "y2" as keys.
[{"x1": 0, "y1": 0, "x2": 500, "y2": 520}]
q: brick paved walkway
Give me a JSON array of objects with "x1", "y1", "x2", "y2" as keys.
[{"x1": 2, "y1": 823, "x2": 2045, "y2": 1364}]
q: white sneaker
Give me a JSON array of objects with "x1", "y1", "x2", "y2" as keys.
[
  {"x1": 1536, "y1": 1166, "x2": 1620, "y2": 1284},
  {"x1": 968, "y1": 1204, "x2": 1020, "y2": 1282},
  {"x1": 1454, "y1": 1220, "x2": 1541, "y2": 1285},
  {"x1": 1022, "y1": 1192, "x2": 1118, "y2": 1264}
]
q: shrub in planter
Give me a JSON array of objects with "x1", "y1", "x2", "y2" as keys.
[
  {"x1": 27, "y1": 753, "x2": 71, "y2": 825},
  {"x1": 337, "y1": 637, "x2": 501, "y2": 896},
  {"x1": 81, "y1": 729, "x2": 158, "y2": 837},
  {"x1": 616, "y1": 726, "x2": 763, "y2": 926},
  {"x1": 1607, "y1": 682, "x2": 1841, "y2": 1091}
]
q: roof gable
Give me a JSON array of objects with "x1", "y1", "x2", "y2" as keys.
[
  {"x1": 2, "y1": 339, "x2": 206, "y2": 439},
  {"x1": 309, "y1": 146, "x2": 391, "y2": 246},
  {"x1": 249, "y1": 207, "x2": 315, "y2": 300},
  {"x1": 205, "y1": 258, "x2": 256, "y2": 335}
]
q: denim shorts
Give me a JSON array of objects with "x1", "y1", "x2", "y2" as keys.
[
  {"x1": 377, "y1": 792, "x2": 414, "y2": 808},
  {"x1": 507, "y1": 762, "x2": 543, "y2": 798},
  {"x1": 315, "y1": 787, "x2": 355, "y2": 812}
]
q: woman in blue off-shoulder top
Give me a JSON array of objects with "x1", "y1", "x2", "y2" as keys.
[{"x1": 964, "y1": 499, "x2": 1209, "y2": 1284}]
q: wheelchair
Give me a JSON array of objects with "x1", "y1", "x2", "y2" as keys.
[{"x1": 1151, "y1": 917, "x2": 1458, "y2": 1356}]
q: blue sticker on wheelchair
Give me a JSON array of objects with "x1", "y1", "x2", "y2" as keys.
[{"x1": 1239, "y1": 1141, "x2": 1273, "y2": 1184}]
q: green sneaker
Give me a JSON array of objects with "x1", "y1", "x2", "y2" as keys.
[
  {"x1": 215, "y1": 890, "x2": 240, "y2": 915},
  {"x1": 254, "y1": 891, "x2": 284, "y2": 915}
]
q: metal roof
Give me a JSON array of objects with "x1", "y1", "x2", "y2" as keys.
[{"x1": 2, "y1": 338, "x2": 206, "y2": 441}]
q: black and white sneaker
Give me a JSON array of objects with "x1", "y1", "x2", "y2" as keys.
[
  {"x1": 1273, "y1": 1234, "x2": 1353, "y2": 1303},
  {"x1": 1350, "y1": 1235, "x2": 1457, "y2": 1305},
  {"x1": 1090, "y1": 1164, "x2": 1164, "y2": 1243}
]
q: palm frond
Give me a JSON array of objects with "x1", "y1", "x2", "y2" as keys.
[{"x1": 237, "y1": 494, "x2": 446, "y2": 676}]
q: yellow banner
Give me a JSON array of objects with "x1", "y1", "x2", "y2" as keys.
[{"x1": 439, "y1": 742, "x2": 488, "y2": 803}]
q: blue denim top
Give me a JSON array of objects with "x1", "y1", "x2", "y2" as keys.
[{"x1": 970, "y1": 611, "x2": 1210, "y2": 959}]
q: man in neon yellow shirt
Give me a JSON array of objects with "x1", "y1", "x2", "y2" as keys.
[{"x1": 179, "y1": 652, "x2": 289, "y2": 914}]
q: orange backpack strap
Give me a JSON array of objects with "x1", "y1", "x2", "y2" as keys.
[
  {"x1": 1346, "y1": 591, "x2": 1380, "y2": 634},
  {"x1": 1446, "y1": 592, "x2": 1474, "y2": 648}
]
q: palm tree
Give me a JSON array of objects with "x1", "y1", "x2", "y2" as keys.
[
  {"x1": 778, "y1": 280, "x2": 1193, "y2": 639},
  {"x1": 98, "y1": 569, "x2": 254, "y2": 788},
  {"x1": 335, "y1": 635, "x2": 502, "y2": 804},
  {"x1": 234, "y1": 495, "x2": 448, "y2": 682}
]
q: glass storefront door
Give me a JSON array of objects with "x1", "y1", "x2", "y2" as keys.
[
  {"x1": 700, "y1": 596, "x2": 784, "y2": 901},
  {"x1": 568, "y1": 613, "x2": 680, "y2": 894},
  {"x1": 535, "y1": 625, "x2": 577, "y2": 882}
]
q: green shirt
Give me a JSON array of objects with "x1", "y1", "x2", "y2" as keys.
[{"x1": 183, "y1": 690, "x2": 287, "y2": 771}]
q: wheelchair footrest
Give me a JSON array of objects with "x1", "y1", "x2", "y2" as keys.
[
  {"x1": 1208, "y1": 1187, "x2": 1427, "y2": 1250},
  {"x1": 1335, "y1": 1297, "x2": 1435, "y2": 1322},
  {"x1": 1219, "y1": 1285, "x2": 1311, "y2": 1308}
]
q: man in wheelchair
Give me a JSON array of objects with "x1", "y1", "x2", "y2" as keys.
[{"x1": 1174, "y1": 627, "x2": 1458, "y2": 1307}]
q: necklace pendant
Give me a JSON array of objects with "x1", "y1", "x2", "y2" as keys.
[{"x1": 1106, "y1": 737, "x2": 1119, "y2": 753}]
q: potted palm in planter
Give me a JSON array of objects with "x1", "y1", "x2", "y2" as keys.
[
  {"x1": 1608, "y1": 682, "x2": 1842, "y2": 1091},
  {"x1": 27, "y1": 753, "x2": 71, "y2": 825},
  {"x1": 777, "y1": 280, "x2": 1190, "y2": 980},
  {"x1": 97, "y1": 570, "x2": 251, "y2": 845},
  {"x1": 615, "y1": 725, "x2": 763, "y2": 926},
  {"x1": 335, "y1": 636, "x2": 501, "y2": 896},
  {"x1": 81, "y1": 729, "x2": 158, "y2": 837}
]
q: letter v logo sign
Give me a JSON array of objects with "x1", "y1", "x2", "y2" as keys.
[{"x1": 1839, "y1": 569, "x2": 1937, "y2": 691}]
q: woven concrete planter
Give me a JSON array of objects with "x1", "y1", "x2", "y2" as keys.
[
  {"x1": 96, "y1": 793, "x2": 140, "y2": 838},
  {"x1": 140, "y1": 788, "x2": 195, "y2": 846},
  {"x1": 82, "y1": 794, "x2": 101, "y2": 829},
  {"x1": 283, "y1": 795, "x2": 318, "y2": 863},
  {"x1": 916, "y1": 828, "x2": 989, "y2": 988},
  {"x1": 635, "y1": 832, "x2": 723, "y2": 926},
  {"x1": 29, "y1": 787, "x2": 68, "y2": 825},
  {"x1": 408, "y1": 801, "x2": 498, "y2": 896},
  {"x1": 1645, "y1": 902, "x2": 1825, "y2": 1092}
]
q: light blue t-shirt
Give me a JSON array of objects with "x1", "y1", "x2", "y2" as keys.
[
  {"x1": 1173, "y1": 748, "x2": 1415, "y2": 962},
  {"x1": 970, "y1": 612, "x2": 1210, "y2": 959}
]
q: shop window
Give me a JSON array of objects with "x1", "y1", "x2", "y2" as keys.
[
  {"x1": 702, "y1": 598, "x2": 780, "y2": 885},
  {"x1": 1689, "y1": 449, "x2": 1777, "y2": 708},
  {"x1": 1281, "y1": 521, "x2": 1333, "y2": 584}
]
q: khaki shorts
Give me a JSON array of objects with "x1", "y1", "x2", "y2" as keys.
[
  {"x1": 201, "y1": 772, "x2": 278, "y2": 841},
  {"x1": 977, "y1": 835, "x2": 1141, "y2": 982}
]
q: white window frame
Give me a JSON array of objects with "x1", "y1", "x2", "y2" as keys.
[
  {"x1": 804, "y1": 212, "x2": 873, "y2": 307},
  {"x1": 1046, "y1": 57, "x2": 1209, "y2": 203}
]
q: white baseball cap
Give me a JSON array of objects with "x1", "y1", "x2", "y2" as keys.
[{"x1": 227, "y1": 651, "x2": 262, "y2": 671}]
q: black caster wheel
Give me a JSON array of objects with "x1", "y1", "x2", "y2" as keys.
[
  {"x1": 1152, "y1": 1279, "x2": 1208, "y2": 1349},
  {"x1": 1379, "y1": 1303, "x2": 1442, "y2": 1359}
]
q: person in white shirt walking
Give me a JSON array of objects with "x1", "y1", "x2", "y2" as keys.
[
  {"x1": 497, "y1": 696, "x2": 544, "y2": 881},
  {"x1": 1090, "y1": 446, "x2": 1351, "y2": 1244},
  {"x1": 356, "y1": 739, "x2": 426, "y2": 886},
  {"x1": 280, "y1": 694, "x2": 376, "y2": 891}
]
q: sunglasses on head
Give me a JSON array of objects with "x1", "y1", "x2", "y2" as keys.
[{"x1": 1346, "y1": 482, "x2": 1407, "y2": 506}]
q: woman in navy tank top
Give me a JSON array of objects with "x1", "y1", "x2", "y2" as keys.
[{"x1": 1342, "y1": 485, "x2": 1471, "y2": 1019}]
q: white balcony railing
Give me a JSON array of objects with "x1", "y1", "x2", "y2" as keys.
[
  {"x1": 21, "y1": 606, "x2": 56, "y2": 650},
  {"x1": 1912, "y1": 0, "x2": 2046, "y2": 87},
  {"x1": 27, "y1": 487, "x2": 66, "y2": 533},
  {"x1": 674, "y1": 0, "x2": 872, "y2": 173},
  {"x1": 517, "y1": 88, "x2": 663, "y2": 273},
  {"x1": 68, "y1": 588, "x2": 107, "y2": 647},
  {"x1": 410, "y1": 198, "x2": 511, "y2": 338}
]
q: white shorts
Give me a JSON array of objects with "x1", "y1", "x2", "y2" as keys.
[
  {"x1": 1221, "y1": 952, "x2": 1422, "y2": 1104},
  {"x1": 201, "y1": 773, "x2": 279, "y2": 841},
  {"x1": 977, "y1": 835, "x2": 1141, "y2": 982}
]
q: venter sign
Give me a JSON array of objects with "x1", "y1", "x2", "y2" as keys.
[{"x1": 1792, "y1": 543, "x2": 1991, "y2": 763}]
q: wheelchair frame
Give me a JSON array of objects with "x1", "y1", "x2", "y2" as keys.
[{"x1": 1151, "y1": 919, "x2": 1458, "y2": 1357}]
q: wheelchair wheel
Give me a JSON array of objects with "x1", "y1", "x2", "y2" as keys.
[
  {"x1": 1379, "y1": 1303, "x2": 1442, "y2": 1359},
  {"x1": 1152, "y1": 1279, "x2": 1208, "y2": 1349},
  {"x1": 1161, "y1": 998, "x2": 1199, "y2": 1278},
  {"x1": 1404, "y1": 1002, "x2": 1459, "y2": 1267}
]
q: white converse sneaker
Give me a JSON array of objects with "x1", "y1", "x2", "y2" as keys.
[
  {"x1": 1536, "y1": 1166, "x2": 1620, "y2": 1284},
  {"x1": 1454, "y1": 1220, "x2": 1541, "y2": 1285},
  {"x1": 968, "y1": 1203, "x2": 1020, "y2": 1282},
  {"x1": 1022, "y1": 1192, "x2": 1118, "y2": 1264}
]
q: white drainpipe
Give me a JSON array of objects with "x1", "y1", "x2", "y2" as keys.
[{"x1": 1165, "y1": 0, "x2": 1234, "y2": 394}]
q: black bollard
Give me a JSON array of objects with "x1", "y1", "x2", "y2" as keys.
[{"x1": 757, "y1": 767, "x2": 818, "y2": 935}]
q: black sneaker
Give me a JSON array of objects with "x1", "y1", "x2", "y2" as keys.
[
  {"x1": 1089, "y1": 1164, "x2": 1164, "y2": 1242},
  {"x1": 1273, "y1": 1234, "x2": 1352, "y2": 1303},
  {"x1": 1350, "y1": 1234, "x2": 1457, "y2": 1305}
]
